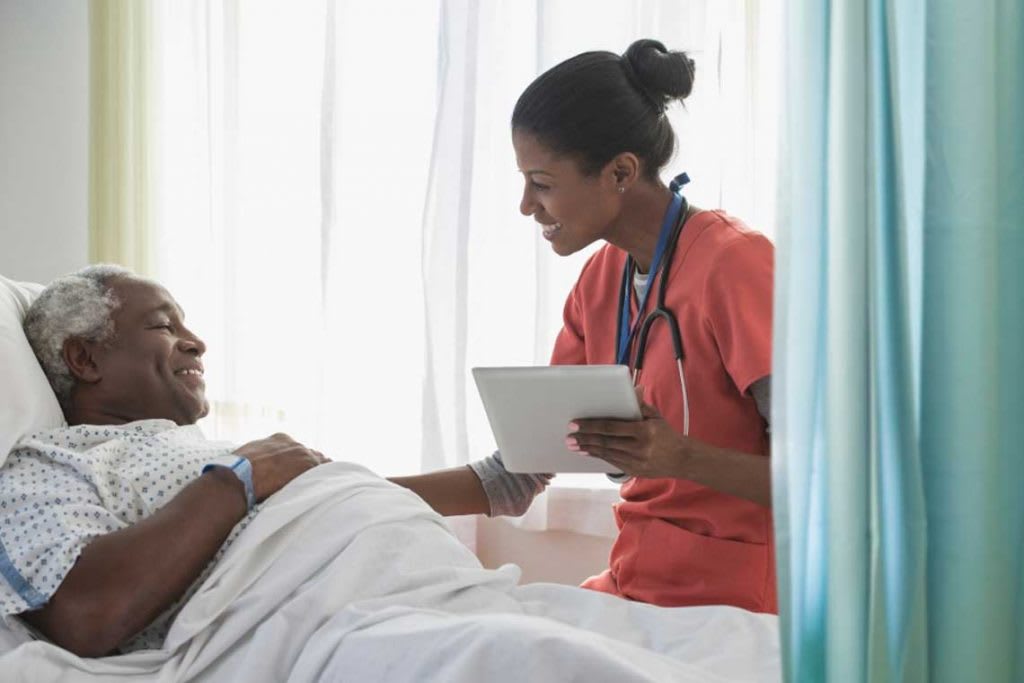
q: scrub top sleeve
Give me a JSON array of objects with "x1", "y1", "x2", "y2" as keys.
[
  {"x1": 550, "y1": 280, "x2": 588, "y2": 366},
  {"x1": 703, "y1": 235, "x2": 774, "y2": 395}
]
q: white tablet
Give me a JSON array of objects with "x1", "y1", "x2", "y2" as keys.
[{"x1": 472, "y1": 365, "x2": 642, "y2": 473}]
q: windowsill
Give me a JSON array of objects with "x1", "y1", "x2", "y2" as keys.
[
  {"x1": 504, "y1": 484, "x2": 621, "y2": 539},
  {"x1": 547, "y1": 472, "x2": 623, "y2": 491}
]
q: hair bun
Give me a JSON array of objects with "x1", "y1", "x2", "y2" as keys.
[{"x1": 622, "y1": 39, "x2": 695, "y2": 111}]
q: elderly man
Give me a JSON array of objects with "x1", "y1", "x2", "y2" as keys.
[{"x1": 2, "y1": 265, "x2": 504, "y2": 656}]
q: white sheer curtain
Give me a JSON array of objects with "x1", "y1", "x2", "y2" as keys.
[{"x1": 151, "y1": 0, "x2": 779, "y2": 535}]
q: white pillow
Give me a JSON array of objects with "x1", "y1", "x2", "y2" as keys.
[{"x1": 0, "y1": 274, "x2": 65, "y2": 468}]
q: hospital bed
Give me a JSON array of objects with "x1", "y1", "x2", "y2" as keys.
[{"x1": 0, "y1": 273, "x2": 781, "y2": 682}]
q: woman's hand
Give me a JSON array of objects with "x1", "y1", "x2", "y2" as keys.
[
  {"x1": 568, "y1": 387, "x2": 772, "y2": 506},
  {"x1": 566, "y1": 388, "x2": 693, "y2": 479}
]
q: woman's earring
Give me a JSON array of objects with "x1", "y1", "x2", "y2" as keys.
[{"x1": 617, "y1": 186, "x2": 625, "y2": 194}]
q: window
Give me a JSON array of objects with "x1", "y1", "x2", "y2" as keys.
[{"x1": 151, "y1": 0, "x2": 780, "y2": 488}]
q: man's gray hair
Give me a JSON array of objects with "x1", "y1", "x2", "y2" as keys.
[{"x1": 23, "y1": 264, "x2": 135, "y2": 407}]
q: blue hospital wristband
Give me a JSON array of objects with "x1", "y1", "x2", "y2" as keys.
[{"x1": 203, "y1": 455, "x2": 257, "y2": 512}]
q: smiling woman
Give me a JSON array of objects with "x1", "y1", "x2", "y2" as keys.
[{"x1": 486, "y1": 39, "x2": 777, "y2": 612}]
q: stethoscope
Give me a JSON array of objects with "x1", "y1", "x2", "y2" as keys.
[{"x1": 615, "y1": 172, "x2": 692, "y2": 436}]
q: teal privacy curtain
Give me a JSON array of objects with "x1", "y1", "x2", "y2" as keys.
[{"x1": 773, "y1": 1, "x2": 1024, "y2": 682}]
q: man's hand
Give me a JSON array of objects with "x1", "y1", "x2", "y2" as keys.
[{"x1": 234, "y1": 433, "x2": 328, "y2": 502}]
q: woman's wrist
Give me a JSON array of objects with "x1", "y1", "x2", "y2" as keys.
[
  {"x1": 668, "y1": 437, "x2": 772, "y2": 507},
  {"x1": 668, "y1": 437, "x2": 714, "y2": 480}
]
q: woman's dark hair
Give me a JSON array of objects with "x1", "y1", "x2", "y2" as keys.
[{"x1": 512, "y1": 39, "x2": 695, "y2": 180}]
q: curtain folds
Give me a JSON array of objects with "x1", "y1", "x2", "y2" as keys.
[
  {"x1": 88, "y1": 0, "x2": 156, "y2": 274},
  {"x1": 775, "y1": 1, "x2": 1024, "y2": 680}
]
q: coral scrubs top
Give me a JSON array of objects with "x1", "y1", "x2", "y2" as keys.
[{"x1": 551, "y1": 209, "x2": 776, "y2": 612}]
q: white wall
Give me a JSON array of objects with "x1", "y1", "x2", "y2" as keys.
[{"x1": 0, "y1": 0, "x2": 89, "y2": 284}]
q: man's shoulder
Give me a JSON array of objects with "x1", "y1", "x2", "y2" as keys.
[
  {"x1": 4, "y1": 419, "x2": 208, "y2": 475},
  {"x1": 17, "y1": 419, "x2": 183, "y2": 447}
]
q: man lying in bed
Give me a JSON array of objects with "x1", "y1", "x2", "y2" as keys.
[{"x1": 0, "y1": 265, "x2": 504, "y2": 657}]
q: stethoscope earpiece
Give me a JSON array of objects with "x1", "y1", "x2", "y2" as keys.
[{"x1": 668, "y1": 172, "x2": 691, "y2": 194}]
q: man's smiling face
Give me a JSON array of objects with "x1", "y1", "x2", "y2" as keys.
[{"x1": 88, "y1": 278, "x2": 209, "y2": 425}]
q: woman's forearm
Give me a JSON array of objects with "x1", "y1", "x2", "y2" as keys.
[
  {"x1": 389, "y1": 466, "x2": 491, "y2": 517},
  {"x1": 672, "y1": 441, "x2": 771, "y2": 507}
]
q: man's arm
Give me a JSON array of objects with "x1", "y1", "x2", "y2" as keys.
[
  {"x1": 21, "y1": 469, "x2": 248, "y2": 656},
  {"x1": 20, "y1": 433, "x2": 324, "y2": 657}
]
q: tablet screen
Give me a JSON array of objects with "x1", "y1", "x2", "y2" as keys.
[{"x1": 472, "y1": 365, "x2": 641, "y2": 473}]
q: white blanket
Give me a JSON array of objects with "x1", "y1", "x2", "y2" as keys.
[{"x1": 0, "y1": 463, "x2": 780, "y2": 682}]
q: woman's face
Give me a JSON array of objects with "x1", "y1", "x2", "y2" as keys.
[{"x1": 513, "y1": 130, "x2": 622, "y2": 256}]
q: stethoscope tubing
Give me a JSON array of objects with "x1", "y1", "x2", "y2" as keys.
[{"x1": 616, "y1": 191, "x2": 691, "y2": 435}]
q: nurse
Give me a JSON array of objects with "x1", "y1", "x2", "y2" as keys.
[{"x1": 397, "y1": 38, "x2": 774, "y2": 613}]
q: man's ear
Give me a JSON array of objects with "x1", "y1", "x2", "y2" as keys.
[{"x1": 62, "y1": 337, "x2": 103, "y2": 384}]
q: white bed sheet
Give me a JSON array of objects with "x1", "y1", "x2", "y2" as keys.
[
  {"x1": 0, "y1": 616, "x2": 33, "y2": 655},
  {"x1": 0, "y1": 463, "x2": 780, "y2": 682}
]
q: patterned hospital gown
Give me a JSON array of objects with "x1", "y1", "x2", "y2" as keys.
[{"x1": 0, "y1": 419, "x2": 258, "y2": 652}]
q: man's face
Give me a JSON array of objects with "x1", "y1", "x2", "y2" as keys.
[{"x1": 89, "y1": 278, "x2": 209, "y2": 425}]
